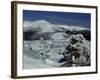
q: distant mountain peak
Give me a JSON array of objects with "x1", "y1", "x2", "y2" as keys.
[{"x1": 34, "y1": 20, "x2": 50, "y2": 24}]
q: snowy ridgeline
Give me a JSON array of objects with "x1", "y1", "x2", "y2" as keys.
[{"x1": 23, "y1": 20, "x2": 90, "y2": 41}]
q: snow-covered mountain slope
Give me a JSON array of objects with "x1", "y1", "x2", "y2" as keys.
[
  {"x1": 23, "y1": 20, "x2": 90, "y2": 40},
  {"x1": 24, "y1": 20, "x2": 55, "y2": 32},
  {"x1": 23, "y1": 20, "x2": 91, "y2": 69},
  {"x1": 23, "y1": 20, "x2": 89, "y2": 31}
]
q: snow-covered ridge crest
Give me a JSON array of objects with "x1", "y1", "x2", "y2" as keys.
[
  {"x1": 23, "y1": 20, "x2": 90, "y2": 40},
  {"x1": 24, "y1": 20, "x2": 54, "y2": 32},
  {"x1": 23, "y1": 20, "x2": 89, "y2": 32}
]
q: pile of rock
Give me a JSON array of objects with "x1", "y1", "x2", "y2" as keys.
[{"x1": 59, "y1": 34, "x2": 90, "y2": 67}]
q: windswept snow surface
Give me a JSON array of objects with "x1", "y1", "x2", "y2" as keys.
[{"x1": 23, "y1": 20, "x2": 91, "y2": 69}]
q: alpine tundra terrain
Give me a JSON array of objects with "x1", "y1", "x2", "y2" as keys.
[{"x1": 23, "y1": 20, "x2": 91, "y2": 69}]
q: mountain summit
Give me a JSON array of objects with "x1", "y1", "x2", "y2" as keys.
[{"x1": 34, "y1": 20, "x2": 50, "y2": 24}]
